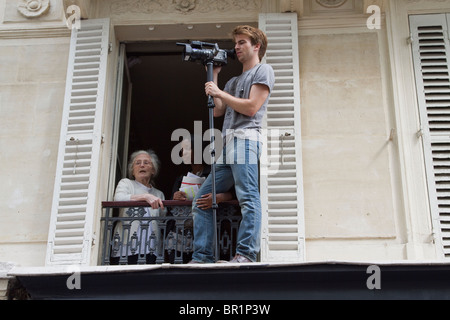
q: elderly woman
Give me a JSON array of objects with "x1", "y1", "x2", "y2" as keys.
[{"x1": 111, "y1": 149, "x2": 167, "y2": 265}]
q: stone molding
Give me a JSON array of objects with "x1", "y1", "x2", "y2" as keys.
[
  {"x1": 316, "y1": 0, "x2": 348, "y2": 8},
  {"x1": 110, "y1": 0, "x2": 263, "y2": 15},
  {"x1": 0, "y1": 26, "x2": 70, "y2": 39}
]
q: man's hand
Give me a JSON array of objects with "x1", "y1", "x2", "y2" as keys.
[
  {"x1": 196, "y1": 193, "x2": 214, "y2": 209},
  {"x1": 196, "y1": 192, "x2": 232, "y2": 209},
  {"x1": 173, "y1": 191, "x2": 188, "y2": 201},
  {"x1": 205, "y1": 81, "x2": 222, "y2": 99}
]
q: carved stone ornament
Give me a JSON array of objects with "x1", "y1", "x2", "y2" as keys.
[
  {"x1": 111, "y1": 0, "x2": 262, "y2": 15},
  {"x1": 174, "y1": 0, "x2": 198, "y2": 13},
  {"x1": 315, "y1": 0, "x2": 348, "y2": 8},
  {"x1": 17, "y1": 0, "x2": 50, "y2": 18}
]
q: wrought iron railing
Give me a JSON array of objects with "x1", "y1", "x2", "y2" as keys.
[{"x1": 101, "y1": 200, "x2": 241, "y2": 265}]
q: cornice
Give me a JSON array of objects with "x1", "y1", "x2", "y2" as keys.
[
  {"x1": 0, "y1": 25, "x2": 70, "y2": 39},
  {"x1": 110, "y1": 0, "x2": 263, "y2": 16}
]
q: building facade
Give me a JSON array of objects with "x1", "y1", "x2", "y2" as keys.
[{"x1": 2, "y1": 0, "x2": 450, "y2": 299}]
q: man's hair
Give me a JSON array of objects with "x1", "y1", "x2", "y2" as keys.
[{"x1": 232, "y1": 25, "x2": 268, "y2": 61}]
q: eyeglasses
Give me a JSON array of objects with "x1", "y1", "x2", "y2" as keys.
[{"x1": 134, "y1": 160, "x2": 152, "y2": 166}]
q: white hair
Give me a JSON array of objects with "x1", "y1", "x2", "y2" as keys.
[{"x1": 127, "y1": 149, "x2": 161, "y2": 185}]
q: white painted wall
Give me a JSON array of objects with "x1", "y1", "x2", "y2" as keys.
[{"x1": 1, "y1": 0, "x2": 449, "y2": 267}]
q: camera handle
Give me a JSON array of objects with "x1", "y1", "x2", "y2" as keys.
[{"x1": 206, "y1": 61, "x2": 219, "y2": 262}]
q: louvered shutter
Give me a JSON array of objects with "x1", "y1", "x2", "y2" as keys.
[
  {"x1": 410, "y1": 14, "x2": 450, "y2": 259},
  {"x1": 46, "y1": 19, "x2": 110, "y2": 265},
  {"x1": 259, "y1": 13, "x2": 305, "y2": 262}
]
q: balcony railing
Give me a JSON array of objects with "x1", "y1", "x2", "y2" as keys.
[{"x1": 101, "y1": 200, "x2": 241, "y2": 265}]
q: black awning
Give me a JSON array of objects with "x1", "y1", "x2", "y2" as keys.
[{"x1": 9, "y1": 261, "x2": 450, "y2": 301}]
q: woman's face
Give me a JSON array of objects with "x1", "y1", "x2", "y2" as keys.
[{"x1": 132, "y1": 153, "x2": 154, "y2": 182}]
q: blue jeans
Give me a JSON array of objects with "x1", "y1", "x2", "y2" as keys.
[{"x1": 192, "y1": 138, "x2": 262, "y2": 262}]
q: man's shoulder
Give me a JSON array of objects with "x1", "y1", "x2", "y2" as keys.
[
  {"x1": 259, "y1": 63, "x2": 274, "y2": 74},
  {"x1": 249, "y1": 63, "x2": 274, "y2": 81},
  {"x1": 253, "y1": 63, "x2": 275, "y2": 89}
]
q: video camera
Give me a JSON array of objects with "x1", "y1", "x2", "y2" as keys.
[{"x1": 176, "y1": 41, "x2": 235, "y2": 67}]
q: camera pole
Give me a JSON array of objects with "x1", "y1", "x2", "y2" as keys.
[{"x1": 206, "y1": 60, "x2": 219, "y2": 262}]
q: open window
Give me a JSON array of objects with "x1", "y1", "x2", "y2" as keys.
[
  {"x1": 116, "y1": 40, "x2": 241, "y2": 199},
  {"x1": 46, "y1": 14, "x2": 306, "y2": 266}
]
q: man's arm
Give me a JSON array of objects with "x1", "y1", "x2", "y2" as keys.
[{"x1": 206, "y1": 81, "x2": 270, "y2": 117}]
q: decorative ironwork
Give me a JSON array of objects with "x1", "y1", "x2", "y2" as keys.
[
  {"x1": 170, "y1": 205, "x2": 193, "y2": 217},
  {"x1": 126, "y1": 206, "x2": 147, "y2": 217},
  {"x1": 101, "y1": 200, "x2": 241, "y2": 265}
]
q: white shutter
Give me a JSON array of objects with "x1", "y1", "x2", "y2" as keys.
[
  {"x1": 46, "y1": 19, "x2": 110, "y2": 265},
  {"x1": 410, "y1": 14, "x2": 450, "y2": 259},
  {"x1": 259, "y1": 13, "x2": 305, "y2": 262}
]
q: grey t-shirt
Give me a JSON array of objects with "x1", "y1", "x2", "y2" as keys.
[{"x1": 221, "y1": 63, "x2": 275, "y2": 142}]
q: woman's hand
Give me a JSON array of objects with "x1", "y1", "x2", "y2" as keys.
[
  {"x1": 143, "y1": 193, "x2": 164, "y2": 209},
  {"x1": 131, "y1": 193, "x2": 164, "y2": 209}
]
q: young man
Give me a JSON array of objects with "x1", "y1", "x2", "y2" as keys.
[{"x1": 190, "y1": 25, "x2": 275, "y2": 263}]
